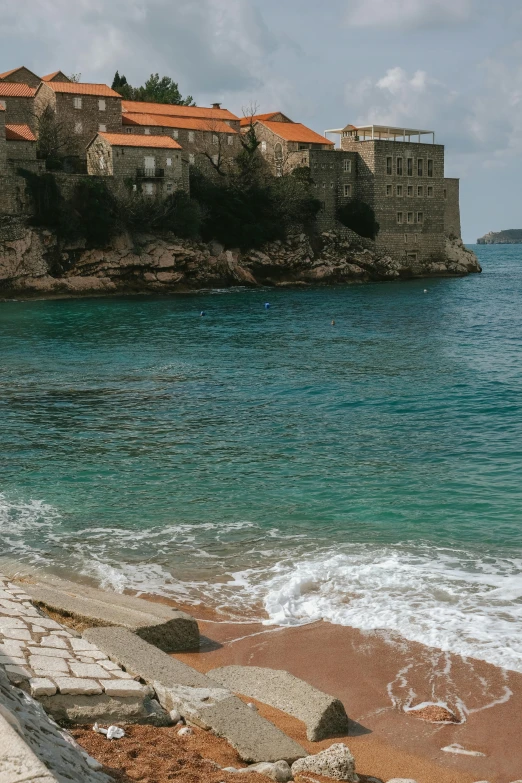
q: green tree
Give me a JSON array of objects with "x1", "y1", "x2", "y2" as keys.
[
  {"x1": 111, "y1": 71, "x2": 194, "y2": 105},
  {"x1": 336, "y1": 199, "x2": 379, "y2": 240}
]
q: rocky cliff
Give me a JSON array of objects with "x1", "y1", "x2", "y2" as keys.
[
  {"x1": 0, "y1": 219, "x2": 481, "y2": 297},
  {"x1": 477, "y1": 229, "x2": 522, "y2": 244}
]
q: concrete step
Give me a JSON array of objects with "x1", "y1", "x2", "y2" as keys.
[
  {"x1": 209, "y1": 665, "x2": 350, "y2": 741},
  {"x1": 84, "y1": 626, "x2": 307, "y2": 764},
  {"x1": 17, "y1": 576, "x2": 199, "y2": 653}
]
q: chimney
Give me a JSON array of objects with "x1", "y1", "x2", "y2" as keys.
[{"x1": 212, "y1": 102, "x2": 222, "y2": 110}]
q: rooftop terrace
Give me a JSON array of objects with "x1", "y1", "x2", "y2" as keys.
[{"x1": 324, "y1": 124, "x2": 436, "y2": 144}]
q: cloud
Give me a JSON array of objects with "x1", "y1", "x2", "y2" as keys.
[{"x1": 346, "y1": 0, "x2": 475, "y2": 29}]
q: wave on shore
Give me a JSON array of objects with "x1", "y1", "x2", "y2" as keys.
[{"x1": 2, "y1": 493, "x2": 522, "y2": 674}]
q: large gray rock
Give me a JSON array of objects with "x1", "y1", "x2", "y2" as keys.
[
  {"x1": 19, "y1": 575, "x2": 199, "y2": 652},
  {"x1": 209, "y1": 664, "x2": 350, "y2": 741},
  {"x1": 0, "y1": 667, "x2": 111, "y2": 782},
  {"x1": 291, "y1": 743, "x2": 358, "y2": 782},
  {"x1": 84, "y1": 627, "x2": 307, "y2": 764}
]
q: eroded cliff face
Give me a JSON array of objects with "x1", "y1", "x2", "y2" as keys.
[{"x1": 0, "y1": 220, "x2": 481, "y2": 297}]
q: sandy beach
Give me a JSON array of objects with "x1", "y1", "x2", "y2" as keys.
[{"x1": 170, "y1": 612, "x2": 521, "y2": 783}]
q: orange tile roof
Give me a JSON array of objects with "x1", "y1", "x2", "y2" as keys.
[
  {"x1": 43, "y1": 82, "x2": 121, "y2": 98},
  {"x1": 97, "y1": 132, "x2": 182, "y2": 149},
  {"x1": 240, "y1": 112, "x2": 293, "y2": 127},
  {"x1": 0, "y1": 83, "x2": 36, "y2": 98},
  {"x1": 122, "y1": 112, "x2": 237, "y2": 135},
  {"x1": 5, "y1": 123, "x2": 36, "y2": 141},
  {"x1": 0, "y1": 66, "x2": 33, "y2": 80},
  {"x1": 122, "y1": 100, "x2": 239, "y2": 122},
  {"x1": 41, "y1": 71, "x2": 70, "y2": 82},
  {"x1": 258, "y1": 120, "x2": 334, "y2": 146}
]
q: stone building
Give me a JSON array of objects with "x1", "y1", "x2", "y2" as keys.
[
  {"x1": 0, "y1": 66, "x2": 41, "y2": 89},
  {"x1": 41, "y1": 71, "x2": 72, "y2": 84},
  {"x1": 86, "y1": 132, "x2": 185, "y2": 198},
  {"x1": 0, "y1": 104, "x2": 6, "y2": 175},
  {"x1": 5, "y1": 123, "x2": 39, "y2": 172},
  {"x1": 242, "y1": 113, "x2": 334, "y2": 175},
  {"x1": 35, "y1": 81, "x2": 122, "y2": 159},
  {"x1": 121, "y1": 111, "x2": 239, "y2": 173},
  {"x1": 0, "y1": 83, "x2": 37, "y2": 132},
  {"x1": 121, "y1": 100, "x2": 241, "y2": 131}
]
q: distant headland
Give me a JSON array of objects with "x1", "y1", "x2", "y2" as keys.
[{"x1": 477, "y1": 229, "x2": 522, "y2": 244}]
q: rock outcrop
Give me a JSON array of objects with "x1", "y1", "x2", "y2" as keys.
[{"x1": 0, "y1": 219, "x2": 481, "y2": 298}]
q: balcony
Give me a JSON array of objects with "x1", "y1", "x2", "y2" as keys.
[{"x1": 136, "y1": 167, "x2": 164, "y2": 178}]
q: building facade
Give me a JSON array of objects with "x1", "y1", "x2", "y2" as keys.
[
  {"x1": 0, "y1": 66, "x2": 41, "y2": 89},
  {"x1": 0, "y1": 83, "x2": 37, "y2": 132},
  {"x1": 245, "y1": 114, "x2": 334, "y2": 176},
  {"x1": 35, "y1": 82, "x2": 122, "y2": 158},
  {"x1": 86, "y1": 132, "x2": 185, "y2": 198}
]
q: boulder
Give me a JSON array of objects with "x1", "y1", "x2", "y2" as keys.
[
  {"x1": 291, "y1": 743, "x2": 358, "y2": 782},
  {"x1": 246, "y1": 761, "x2": 293, "y2": 781}
]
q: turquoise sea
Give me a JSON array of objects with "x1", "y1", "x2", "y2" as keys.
[{"x1": 1, "y1": 244, "x2": 521, "y2": 671}]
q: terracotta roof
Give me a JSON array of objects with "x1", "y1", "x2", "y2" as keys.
[
  {"x1": 240, "y1": 112, "x2": 293, "y2": 127},
  {"x1": 122, "y1": 100, "x2": 239, "y2": 122},
  {"x1": 122, "y1": 112, "x2": 238, "y2": 135},
  {"x1": 43, "y1": 82, "x2": 121, "y2": 98},
  {"x1": 258, "y1": 120, "x2": 334, "y2": 146},
  {"x1": 0, "y1": 83, "x2": 36, "y2": 98},
  {"x1": 96, "y1": 132, "x2": 182, "y2": 149},
  {"x1": 5, "y1": 123, "x2": 36, "y2": 141}
]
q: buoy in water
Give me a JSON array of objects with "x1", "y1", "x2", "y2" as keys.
[
  {"x1": 200, "y1": 311, "x2": 206, "y2": 316},
  {"x1": 264, "y1": 302, "x2": 270, "y2": 309},
  {"x1": 423, "y1": 289, "x2": 428, "y2": 294},
  {"x1": 331, "y1": 320, "x2": 335, "y2": 326}
]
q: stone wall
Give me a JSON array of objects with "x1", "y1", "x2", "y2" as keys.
[
  {"x1": 253, "y1": 122, "x2": 331, "y2": 176},
  {"x1": 0, "y1": 176, "x2": 31, "y2": 215},
  {"x1": 6, "y1": 139, "x2": 37, "y2": 162},
  {"x1": 0, "y1": 66, "x2": 41, "y2": 88},
  {"x1": 444, "y1": 177, "x2": 461, "y2": 239},
  {"x1": 341, "y1": 138, "x2": 446, "y2": 264},
  {"x1": 0, "y1": 108, "x2": 6, "y2": 175},
  {"x1": 1, "y1": 96, "x2": 36, "y2": 131}
]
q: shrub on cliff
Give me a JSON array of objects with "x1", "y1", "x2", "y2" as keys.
[
  {"x1": 336, "y1": 199, "x2": 379, "y2": 240},
  {"x1": 120, "y1": 190, "x2": 202, "y2": 239},
  {"x1": 70, "y1": 179, "x2": 121, "y2": 246}
]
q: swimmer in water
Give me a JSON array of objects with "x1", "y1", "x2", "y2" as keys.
[{"x1": 331, "y1": 319, "x2": 335, "y2": 326}]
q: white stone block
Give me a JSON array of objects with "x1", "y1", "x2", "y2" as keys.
[
  {"x1": 5, "y1": 665, "x2": 31, "y2": 680},
  {"x1": 0, "y1": 656, "x2": 26, "y2": 665},
  {"x1": 40, "y1": 635, "x2": 69, "y2": 649},
  {"x1": 0, "y1": 627, "x2": 32, "y2": 641},
  {"x1": 69, "y1": 662, "x2": 112, "y2": 679},
  {"x1": 70, "y1": 638, "x2": 99, "y2": 651},
  {"x1": 29, "y1": 677, "x2": 57, "y2": 697},
  {"x1": 31, "y1": 625, "x2": 47, "y2": 633},
  {"x1": 0, "y1": 641, "x2": 26, "y2": 656},
  {"x1": 29, "y1": 654, "x2": 69, "y2": 673},
  {"x1": 103, "y1": 680, "x2": 147, "y2": 698},
  {"x1": 54, "y1": 677, "x2": 103, "y2": 695},
  {"x1": 99, "y1": 659, "x2": 120, "y2": 670},
  {"x1": 0, "y1": 616, "x2": 28, "y2": 629},
  {"x1": 50, "y1": 630, "x2": 73, "y2": 637},
  {"x1": 110, "y1": 669, "x2": 133, "y2": 679},
  {"x1": 28, "y1": 618, "x2": 63, "y2": 629},
  {"x1": 27, "y1": 646, "x2": 72, "y2": 659}
]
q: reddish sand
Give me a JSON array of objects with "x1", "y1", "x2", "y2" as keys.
[{"x1": 172, "y1": 616, "x2": 522, "y2": 783}]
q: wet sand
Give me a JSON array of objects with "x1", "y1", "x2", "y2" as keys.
[{"x1": 173, "y1": 616, "x2": 522, "y2": 783}]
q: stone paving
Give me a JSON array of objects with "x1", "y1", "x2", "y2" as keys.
[{"x1": 0, "y1": 573, "x2": 148, "y2": 702}]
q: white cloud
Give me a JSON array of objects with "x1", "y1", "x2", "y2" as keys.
[{"x1": 346, "y1": 0, "x2": 475, "y2": 29}]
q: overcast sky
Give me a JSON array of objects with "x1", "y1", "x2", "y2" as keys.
[{"x1": 2, "y1": 0, "x2": 521, "y2": 241}]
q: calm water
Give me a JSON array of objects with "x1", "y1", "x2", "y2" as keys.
[{"x1": 1, "y1": 245, "x2": 522, "y2": 670}]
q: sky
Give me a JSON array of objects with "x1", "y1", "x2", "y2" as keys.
[{"x1": 1, "y1": 0, "x2": 522, "y2": 241}]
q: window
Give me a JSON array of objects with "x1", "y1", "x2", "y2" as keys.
[
  {"x1": 189, "y1": 153, "x2": 195, "y2": 165},
  {"x1": 417, "y1": 212, "x2": 424, "y2": 223},
  {"x1": 188, "y1": 131, "x2": 195, "y2": 143},
  {"x1": 322, "y1": 183, "x2": 326, "y2": 189},
  {"x1": 406, "y1": 252, "x2": 418, "y2": 262},
  {"x1": 414, "y1": 234, "x2": 418, "y2": 243},
  {"x1": 299, "y1": 144, "x2": 308, "y2": 150},
  {"x1": 427, "y1": 159, "x2": 433, "y2": 177},
  {"x1": 98, "y1": 124, "x2": 106, "y2": 132},
  {"x1": 404, "y1": 234, "x2": 408, "y2": 244},
  {"x1": 344, "y1": 184, "x2": 352, "y2": 197},
  {"x1": 407, "y1": 186, "x2": 413, "y2": 197},
  {"x1": 228, "y1": 135, "x2": 233, "y2": 146},
  {"x1": 125, "y1": 127, "x2": 132, "y2": 134},
  {"x1": 212, "y1": 134, "x2": 218, "y2": 145},
  {"x1": 144, "y1": 128, "x2": 150, "y2": 135},
  {"x1": 407, "y1": 212, "x2": 413, "y2": 224},
  {"x1": 427, "y1": 186, "x2": 433, "y2": 197},
  {"x1": 386, "y1": 184, "x2": 392, "y2": 196},
  {"x1": 143, "y1": 182, "x2": 154, "y2": 196},
  {"x1": 343, "y1": 159, "x2": 352, "y2": 173},
  {"x1": 417, "y1": 159, "x2": 423, "y2": 176},
  {"x1": 386, "y1": 157, "x2": 392, "y2": 175},
  {"x1": 443, "y1": 188, "x2": 447, "y2": 199},
  {"x1": 396, "y1": 185, "x2": 403, "y2": 197},
  {"x1": 172, "y1": 130, "x2": 179, "y2": 139},
  {"x1": 166, "y1": 183, "x2": 174, "y2": 192},
  {"x1": 98, "y1": 99, "x2": 106, "y2": 111},
  {"x1": 417, "y1": 186, "x2": 423, "y2": 197},
  {"x1": 261, "y1": 140, "x2": 267, "y2": 153},
  {"x1": 166, "y1": 157, "x2": 172, "y2": 167},
  {"x1": 212, "y1": 154, "x2": 219, "y2": 165},
  {"x1": 0, "y1": 100, "x2": 5, "y2": 110},
  {"x1": 74, "y1": 121, "x2": 82, "y2": 134},
  {"x1": 397, "y1": 212, "x2": 403, "y2": 224},
  {"x1": 407, "y1": 158, "x2": 413, "y2": 176},
  {"x1": 396, "y1": 157, "x2": 403, "y2": 175},
  {"x1": 330, "y1": 182, "x2": 334, "y2": 189},
  {"x1": 73, "y1": 97, "x2": 82, "y2": 109}
]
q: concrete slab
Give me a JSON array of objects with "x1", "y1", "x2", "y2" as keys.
[
  {"x1": 21, "y1": 577, "x2": 199, "y2": 652},
  {"x1": 85, "y1": 627, "x2": 307, "y2": 764},
  {"x1": 209, "y1": 665, "x2": 350, "y2": 741},
  {"x1": 0, "y1": 668, "x2": 111, "y2": 783}
]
